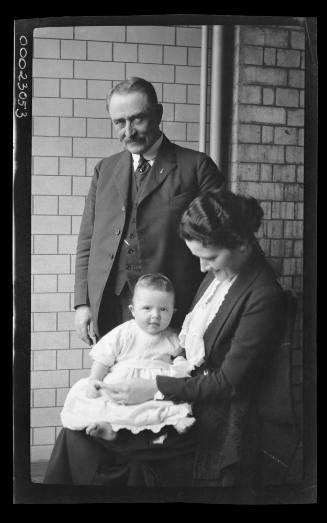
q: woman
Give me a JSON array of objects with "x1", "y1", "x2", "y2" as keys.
[{"x1": 44, "y1": 190, "x2": 290, "y2": 487}]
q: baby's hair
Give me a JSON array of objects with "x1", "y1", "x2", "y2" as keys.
[{"x1": 133, "y1": 273, "x2": 175, "y2": 298}]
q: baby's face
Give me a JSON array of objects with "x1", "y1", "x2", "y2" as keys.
[{"x1": 129, "y1": 287, "x2": 175, "y2": 335}]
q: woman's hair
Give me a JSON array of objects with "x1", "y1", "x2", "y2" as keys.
[
  {"x1": 133, "y1": 273, "x2": 175, "y2": 298},
  {"x1": 106, "y1": 77, "x2": 159, "y2": 111},
  {"x1": 180, "y1": 190, "x2": 264, "y2": 249}
]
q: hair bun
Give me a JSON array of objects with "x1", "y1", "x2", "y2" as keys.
[
  {"x1": 239, "y1": 195, "x2": 264, "y2": 233},
  {"x1": 180, "y1": 190, "x2": 264, "y2": 248}
]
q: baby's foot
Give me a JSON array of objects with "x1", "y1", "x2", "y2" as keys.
[{"x1": 85, "y1": 422, "x2": 117, "y2": 441}]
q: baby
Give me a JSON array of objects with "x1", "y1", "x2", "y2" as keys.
[{"x1": 61, "y1": 273, "x2": 195, "y2": 441}]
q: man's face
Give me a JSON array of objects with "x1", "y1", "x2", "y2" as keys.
[{"x1": 109, "y1": 91, "x2": 163, "y2": 155}]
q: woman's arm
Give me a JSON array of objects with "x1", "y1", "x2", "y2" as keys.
[{"x1": 157, "y1": 287, "x2": 284, "y2": 403}]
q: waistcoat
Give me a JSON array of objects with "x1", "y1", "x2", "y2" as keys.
[{"x1": 113, "y1": 164, "x2": 151, "y2": 295}]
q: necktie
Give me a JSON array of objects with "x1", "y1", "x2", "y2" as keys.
[{"x1": 135, "y1": 155, "x2": 151, "y2": 190}]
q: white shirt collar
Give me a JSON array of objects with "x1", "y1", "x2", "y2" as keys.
[{"x1": 132, "y1": 133, "x2": 164, "y2": 170}]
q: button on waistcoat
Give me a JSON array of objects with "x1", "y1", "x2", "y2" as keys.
[{"x1": 113, "y1": 159, "x2": 151, "y2": 296}]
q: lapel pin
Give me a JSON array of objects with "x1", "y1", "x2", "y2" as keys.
[{"x1": 160, "y1": 168, "x2": 164, "y2": 174}]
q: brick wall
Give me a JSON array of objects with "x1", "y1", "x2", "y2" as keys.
[
  {"x1": 230, "y1": 25, "x2": 304, "y2": 439},
  {"x1": 31, "y1": 24, "x2": 203, "y2": 461}
]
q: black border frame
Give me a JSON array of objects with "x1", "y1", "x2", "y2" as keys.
[{"x1": 13, "y1": 14, "x2": 317, "y2": 504}]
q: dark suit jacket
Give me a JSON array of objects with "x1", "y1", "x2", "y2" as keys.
[
  {"x1": 157, "y1": 248, "x2": 297, "y2": 484},
  {"x1": 74, "y1": 135, "x2": 223, "y2": 336}
]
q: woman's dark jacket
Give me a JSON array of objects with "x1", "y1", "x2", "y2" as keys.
[{"x1": 157, "y1": 248, "x2": 298, "y2": 484}]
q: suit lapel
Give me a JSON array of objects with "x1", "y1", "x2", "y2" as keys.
[
  {"x1": 113, "y1": 150, "x2": 133, "y2": 206},
  {"x1": 203, "y1": 252, "x2": 266, "y2": 360},
  {"x1": 138, "y1": 135, "x2": 177, "y2": 205}
]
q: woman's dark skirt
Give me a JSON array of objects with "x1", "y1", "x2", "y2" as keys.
[{"x1": 44, "y1": 425, "x2": 198, "y2": 486}]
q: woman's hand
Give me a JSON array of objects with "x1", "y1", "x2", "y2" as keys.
[{"x1": 100, "y1": 378, "x2": 158, "y2": 405}]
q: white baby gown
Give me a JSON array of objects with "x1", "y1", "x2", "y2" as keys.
[{"x1": 61, "y1": 320, "x2": 195, "y2": 435}]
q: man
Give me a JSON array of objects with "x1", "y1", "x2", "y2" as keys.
[{"x1": 74, "y1": 77, "x2": 224, "y2": 345}]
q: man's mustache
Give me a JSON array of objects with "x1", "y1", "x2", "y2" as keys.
[{"x1": 124, "y1": 137, "x2": 145, "y2": 145}]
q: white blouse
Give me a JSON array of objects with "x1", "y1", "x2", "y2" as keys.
[{"x1": 179, "y1": 273, "x2": 238, "y2": 368}]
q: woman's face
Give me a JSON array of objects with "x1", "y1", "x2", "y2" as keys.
[{"x1": 185, "y1": 239, "x2": 245, "y2": 278}]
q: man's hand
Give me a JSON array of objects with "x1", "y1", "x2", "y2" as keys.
[
  {"x1": 75, "y1": 305, "x2": 95, "y2": 346},
  {"x1": 86, "y1": 378, "x2": 103, "y2": 398},
  {"x1": 101, "y1": 378, "x2": 158, "y2": 405}
]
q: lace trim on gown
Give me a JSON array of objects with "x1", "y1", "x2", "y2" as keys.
[{"x1": 179, "y1": 274, "x2": 237, "y2": 368}]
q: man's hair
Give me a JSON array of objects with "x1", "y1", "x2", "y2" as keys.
[
  {"x1": 133, "y1": 273, "x2": 175, "y2": 298},
  {"x1": 106, "y1": 77, "x2": 159, "y2": 112}
]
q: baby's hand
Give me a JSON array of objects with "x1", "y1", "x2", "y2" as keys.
[
  {"x1": 86, "y1": 379, "x2": 103, "y2": 398},
  {"x1": 170, "y1": 356, "x2": 194, "y2": 377}
]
